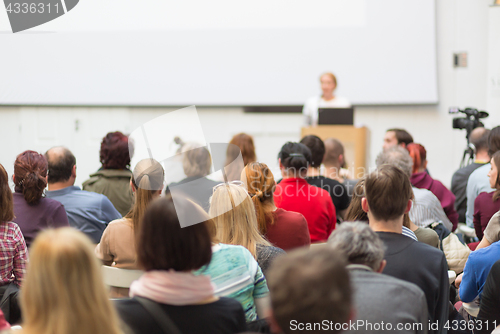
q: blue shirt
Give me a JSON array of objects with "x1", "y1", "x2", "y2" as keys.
[
  {"x1": 466, "y1": 164, "x2": 494, "y2": 227},
  {"x1": 460, "y1": 240, "x2": 500, "y2": 303},
  {"x1": 45, "y1": 186, "x2": 121, "y2": 243}
]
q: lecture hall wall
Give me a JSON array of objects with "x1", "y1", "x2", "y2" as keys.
[{"x1": 1, "y1": 0, "x2": 499, "y2": 188}]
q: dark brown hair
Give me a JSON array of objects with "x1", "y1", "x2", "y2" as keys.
[
  {"x1": 365, "y1": 165, "x2": 413, "y2": 221},
  {"x1": 300, "y1": 135, "x2": 325, "y2": 168},
  {"x1": 488, "y1": 126, "x2": 500, "y2": 157},
  {"x1": 137, "y1": 195, "x2": 212, "y2": 272},
  {"x1": 267, "y1": 247, "x2": 351, "y2": 334},
  {"x1": 344, "y1": 178, "x2": 367, "y2": 222},
  {"x1": 229, "y1": 133, "x2": 256, "y2": 166},
  {"x1": 492, "y1": 151, "x2": 500, "y2": 202},
  {"x1": 14, "y1": 150, "x2": 48, "y2": 205},
  {"x1": 45, "y1": 147, "x2": 76, "y2": 183},
  {"x1": 244, "y1": 162, "x2": 277, "y2": 234},
  {"x1": 0, "y1": 164, "x2": 14, "y2": 223},
  {"x1": 387, "y1": 128, "x2": 414, "y2": 147},
  {"x1": 100, "y1": 131, "x2": 131, "y2": 170}
]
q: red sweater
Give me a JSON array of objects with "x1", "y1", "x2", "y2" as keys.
[{"x1": 273, "y1": 178, "x2": 336, "y2": 243}]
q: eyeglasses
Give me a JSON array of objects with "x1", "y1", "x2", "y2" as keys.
[{"x1": 213, "y1": 181, "x2": 246, "y2": 210}]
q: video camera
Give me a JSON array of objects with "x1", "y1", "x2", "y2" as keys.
[{"x1": 449, "y1": 107, "x2": 489, "y2": 167}]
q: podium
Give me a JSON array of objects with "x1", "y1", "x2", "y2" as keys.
[{"x1": 301, "y1": 126, "x2": 368, "y2": 179}]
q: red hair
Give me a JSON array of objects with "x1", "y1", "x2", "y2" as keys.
[
  {"x1": 14, "y1": 150, "x2": 48, "y2": 204},
  {"x1": 406, "y1": 143, "x2": 427, "y2": 174},
  {"x1": 100, "y1": 132, "x2": 131, "y2": 169}
]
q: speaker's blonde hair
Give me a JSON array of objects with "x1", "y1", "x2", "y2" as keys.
[
  {"x1": 20, "y1": 228, "x2": 124, "y2": 334},
  {"x1": 209, "y1": 184, "x2": 270, "y2": 258}
]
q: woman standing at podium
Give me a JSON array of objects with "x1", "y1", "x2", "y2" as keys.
[{"x1": 303, "y1": 72, "x2": 351, "y2": 126}]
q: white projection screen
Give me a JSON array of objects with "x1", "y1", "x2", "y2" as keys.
[{"x1": 0, "y1": 0, "x2": 437, "y2": 106}]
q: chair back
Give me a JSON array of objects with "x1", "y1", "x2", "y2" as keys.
[{"x1": 101, "y1": 265, "x2": 144, "y2": 288}]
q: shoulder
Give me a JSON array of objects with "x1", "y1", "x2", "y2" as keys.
[
  {"x1": 39, "y1": 197, "x2": 65, "y2": 209},
  {"x1": 469, "y1": 164, "x2": 490, "y2": 181},
  {"x1": 82, "y1": 175, "x2": 101, "y2": 188},
  {"x1": 107, "y1": 217, "x2": 132, "y2": 228},
  {"x1": 275, "y1": 208, "x2": 306, "y2": 222}
]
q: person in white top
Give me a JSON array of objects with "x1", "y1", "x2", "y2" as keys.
[{"x1": 302, "y1": 72, "x2": 351, "y2": 126}]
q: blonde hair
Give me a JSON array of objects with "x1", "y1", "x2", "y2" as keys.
[
  {"x1": 209, "y1": 184, "x2": 270, "y2": 258},
  {"x1": 320, "y1": 72, "x2": 337, "y2": 87},
  {"x1": 243, "y1": 162, "x2": 276, "y2": 234},
  {"x1": 21, "y1": 228, "x2": 124, "y2": 334},
  {"x1": 126, "y1": 159, "x2": 164, "y2": 238},
  {"x1": 182, "y1": 144, "x2": 212, "y2": 178}
]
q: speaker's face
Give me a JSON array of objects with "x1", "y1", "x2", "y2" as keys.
[{"x1": 320, "y1": 75, "x2": 336, "y2": 96}]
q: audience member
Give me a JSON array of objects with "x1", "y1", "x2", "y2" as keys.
[
  {"x1": 329, "y1": 222, "x2": 428, "y2": 334},
  {"x1": 229, "y1": 133, "x2": 257, "y2": 166},
  {"x1": 473, "y1": 151, "x2": 500, "y2": 240},
  {"x1": 323, "y1": 137, "x2": 357, "y2": 196},
  {"x1": 274, "y1": 142, "x2": 336, "y2": 243},
  {"x1": 451, "y1": 127, "x2": 490, "y2": 223},
  {"x1": 0, "y1": 164, "x2": 28, "y2": 289},
  {"x1": 20, "y1": 228, "x2": 124, "y2": 334},
  {"x1": 407, "y1": 143, "x2": 459, "y2": 228},
  {"x1": 12, "y1": 150, "x2": 69, "y2": 247},
  {"x1": 266, "y1": 246, "x2": 352, "y2": 334},
  {"x1": 300, "y1": 135, "x2": 350, "y2": 219},
  {"x1": 376, "y1": 147, "x2": 454, "y2": 231},
  {"x1": 116, "y1": 196, "x2": 247, "y2": 334},
  {"x1": 45, "y1": 147, "x2": 121, "y2": 243},
  {"x1": 242, "y1": 162, "x2": 310, "y2": 251},
  {"x1": 166, "y1": 144, "x2": 220, "y2": 212},
  {"x1": 477, "y1": 211, "x2": 500, "y2": 250},
  {"x1": 475, "y1": 259, "x2": 500, "y2": 334},
  {"x1": 210, "y1": 183, "x2": 285, "y2": 274},
  {"x1": 83, "y1": 131, "x2": 134, "y2": 216},
  {"x1": 95, "y1": 158, "x2": 164, "y2": 297},
  {"x1": 455, "y1": 238, "x2": 500, "y2": 303},
  {"x1": 466, "y1": 126, "x2": 500, "y2": 227},
  {"x1": 383, "y1": 128, "x2": 414, "y2": 151},
  {"x1": 363, "y1": 165, "x2": 449, "y2": 334},
  {"x1": 344, "y1": 177, "x2": 437, "y2": 246}
]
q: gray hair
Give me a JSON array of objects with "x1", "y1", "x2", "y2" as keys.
[
  {"x1": 375, "y1": 146, "x2": 413, "y2": 179},
  {"x1": 328, "y1": 222, "x2": 385, "y2": 271}
]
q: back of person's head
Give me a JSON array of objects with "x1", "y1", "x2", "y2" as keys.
[
  {"x1": 328, "y1": 222, "x2": 385, "y2": 271},
  {"x1": 14, "y1": 150, "x2": 48, "y2": 205},
  {"x1": 127, "y1": 159, "x2": 164, "y2": 235},
  {"x1": 243, "y1": 162, "x2": 277, "y2": 234},
  {"x1": 344, "y1": 178, "x2": 367, "y2": 222},
  {"x1": 488, "y1": 126, "x2": 500, "y2": 157},
  {"x1": 44, "y1": 147, "x2": 76, "y2": 184},
  {"x1": 299, "y1": 135, "x2": 325, "y2": 168},
  {"x1": 182, "y1": 143, "x2": 212, "y2": 178},
  {"x1": 99, "y1": 131, "x2": 131, "y2": 170},
  {"x1": 278, "y1": 142, "x2": 312, "y2": 176},
  {"x1": 365, "y1": 165, "x2": 413, "y2": 221},
  {"x1": 138, "y1": 196, "x2": 212, "y2": 272},
  {"x1": 21, "y1": 228, "x2": 123, "y2": 334},
  {"x1": 267, "y1": 247, "x2": 351, "y2": 334},
  {"x1": 209, "y1": 183, "x2": 270, "y2": 258},
  {"x1": 406, "y1": 143, "x2": 427, "y2": 174},
  {"x1": 0, "y1": 164, "x2": 14, "y2": 224},
  {"x1": 491, "y1": 151, "x2": 500, "y2": 201},
  {"x1": 387, "y1": 128, "x2": 414, "y2": 146},
  {"x1": 470, "y1": 127, "x2": 491, "y2": 153},
  {"x1": 229, "y1": 133, "x2": 256, "y2": 166},
  {"x1": 375, "y1": 146, "x2": 413, "y2": 179},
  {"x1": 323, "y1": 138, "x2": 344, "y2": 167}
]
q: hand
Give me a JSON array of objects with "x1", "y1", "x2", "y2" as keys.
[{"x1": 455, "y1": 273, "x2": 463, "y2": 289}]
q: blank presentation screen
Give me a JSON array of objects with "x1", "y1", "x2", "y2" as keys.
[{"x1": 0, "y1": 0, "x2": 437, "y2": 106}]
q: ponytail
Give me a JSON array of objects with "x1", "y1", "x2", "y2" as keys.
[
  {"x1": 407, "y1": 143, "x2": 427, "y2": 174},
  {"x1": 14, "y1": 150, "x2": 48, "y2": 205},
  {"x1": 22, "y1": 172, "x2": 47, "y2": 205}
]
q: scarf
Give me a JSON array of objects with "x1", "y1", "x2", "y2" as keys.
[{"x1": 129, "y1": 270, "x2": 215, "y2": 305}]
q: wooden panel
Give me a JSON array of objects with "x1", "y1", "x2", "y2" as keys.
[{"x1": 301, "y1": 126, "x2": 368, "y2": 178}]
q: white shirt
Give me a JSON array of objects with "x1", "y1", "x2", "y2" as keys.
[
  {"x1": 302, "y1": 95, "x2": 351, "y2": 126},
  {"x1": 410, "y1": 187, "x2": 453, "y2": 231}
]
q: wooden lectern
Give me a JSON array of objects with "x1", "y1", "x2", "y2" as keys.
[{"x1": 301, "y1": 126, "x2": 368, "y2": 179}]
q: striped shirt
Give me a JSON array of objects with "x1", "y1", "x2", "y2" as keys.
[
  {"x1": 410, "y1": 187, "x2": 453, "y2": 231},
  {"x1": 195, "y1": 244, "x2": 269, "y2": 322},
  {"x1": 0, "y1": 222, "x2": 28, "y2": 286},
  {"x1": 402, "y1": 226, "x2": 418, "y2": 241}
]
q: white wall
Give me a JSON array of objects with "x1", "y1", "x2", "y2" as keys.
[{"x1": 0, "y1": 0, "x2": 497, "y2": 188}]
